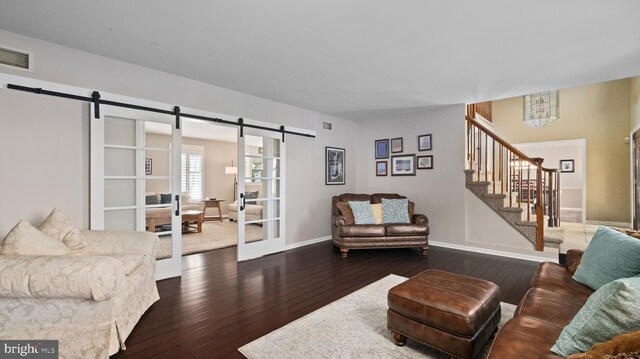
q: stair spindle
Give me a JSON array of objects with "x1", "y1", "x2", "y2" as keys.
[
  {"x1": 492, "y1": 140, "x2": 496, "y2": 193},
  {"x1": 527, "y1": 163, "x2": 531, "y2": 222},
  {"x1": 484, "y1": 133, "x2": 488, "y2": 182}
]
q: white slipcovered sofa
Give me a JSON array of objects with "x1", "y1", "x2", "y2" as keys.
[
  {"x1": 0, "y1": 230, "x2": 160, "y2": 358},
  {"x1": 227, "y1": 183, "x2": 264, "y2": 222}
]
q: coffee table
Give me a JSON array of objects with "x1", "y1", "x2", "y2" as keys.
[{"x1": 182, "y1": 210, "x2": 204, "y2": 233}]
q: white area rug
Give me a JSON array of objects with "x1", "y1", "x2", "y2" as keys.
[
  {"x1": 156, "y1": 221, "x2": 263, "y2": 259},
  {"x1": 239, "y1": 274, "x2": 516, "y2": 359}
]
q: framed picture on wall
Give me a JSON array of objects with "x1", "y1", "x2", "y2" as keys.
[
  {"x1": 560, "y1": 159, "x2": 574, "y2": 173},
  {"x1": 326, "y1": 147, "x2": 345, "y2": 185},
  {"x1": 417, "y1": 155, "x2": 433, "y2": 169},
  {"x1": 375, "y1": 139, "x2": 389, "y2": 159},
  {"x1": 145, "y1": 158, "x2": 152, "y2": 175},
  {"x1": 418, "y1": 134, "x2": 432, "y2": 151},
  {"x1": 376, "y1": 161, "x2": 388, "y2": 176},
  {"x1": 391, "y1": 137, "x2": 403, "y2": 153},
  {"x1": 391, "y1": 154, "x2": 416, "y2": 176}
]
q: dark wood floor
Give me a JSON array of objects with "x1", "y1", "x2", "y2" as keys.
[{"x1": 112, "y1": 241, "x2": 540, "y2": 359}]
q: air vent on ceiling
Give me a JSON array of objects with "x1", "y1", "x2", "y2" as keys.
[
  {"x1": 0, "y1": 46, "x2": 32, "y2": 71},
  {"x1": 322, "y1": 121, "x2": 333, "y2": 130}
]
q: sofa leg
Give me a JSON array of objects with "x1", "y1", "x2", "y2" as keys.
[
  {"x1": 420, "y1": 246, "x2": 429, "y2": 256},
  {"x1": 391, "y1": 331, "x2": 407, "y2": 346},
  {"x1": 340, "y1": 248, "x2": 349, "y2": 258}
]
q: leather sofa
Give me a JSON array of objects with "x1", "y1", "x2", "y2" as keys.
[
  {"x1": 487, "y1": 249, "x2": 592, "y2": 359},
  {"x1": 331, "y1": 193, "x2": 429, "y2": 257}
]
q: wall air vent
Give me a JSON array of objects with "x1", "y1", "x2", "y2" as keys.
[
  {"x1": 0, "y1": 46, "x2": 32, "y2": 71},
  {"x1": 322, "y1": 121, "x2": 333, "y2": 130}
]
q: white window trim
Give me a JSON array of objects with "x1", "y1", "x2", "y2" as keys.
[{"x1": 182, "y1": 144, "x2": 205, "y2": 201}]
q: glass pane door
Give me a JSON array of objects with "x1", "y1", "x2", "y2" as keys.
[
  {"x1": 91, "y1": 106, "x2": 182, "y2": 280},
  {"x1": 237, "y1": 128, "x2": 285, "y2": 261}
]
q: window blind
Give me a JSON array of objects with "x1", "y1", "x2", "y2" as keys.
[{"x1": 181, "y1": 145, "x2": 204, "y2": 201}]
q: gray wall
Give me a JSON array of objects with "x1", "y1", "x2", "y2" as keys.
[
  {"x1": 0, "y1": 90, "x2": 89, "y2": 238},
  {"x1": 0, "y1": 29, "x2": 357, "y2": 245},
  {"x1": 354, "y1": 105, "x2": 468, "y2": 245}
]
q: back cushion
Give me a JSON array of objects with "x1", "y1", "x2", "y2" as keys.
[
  {"x1": 371, "y1": 193, "x2": 405, "y2": 204},
  {"x1": 339, "y1": 193, "x2": 371, "y2": 202}
]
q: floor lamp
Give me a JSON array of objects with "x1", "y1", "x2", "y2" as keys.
[{"x1": 225, "y1": 161, "x2": 238, "y2": 200}]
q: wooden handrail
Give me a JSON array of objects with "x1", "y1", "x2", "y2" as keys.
[
  {"x1": 466, "y1": 116, "x2": 542, "y2": 165},
  {"x1": 466, "y1": 114, "x2": 560, "y2": 251}
]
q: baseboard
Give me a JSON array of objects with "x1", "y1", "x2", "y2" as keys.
[
  {"x1": 285, "y1": 236, "x2": 331, "y2": 251},
  {"x1": 430, "y1": 240, "x2": 558, "y2": 263},
  {"x1": 584, "y1": 221, "x2": 631, "y2": 228}
]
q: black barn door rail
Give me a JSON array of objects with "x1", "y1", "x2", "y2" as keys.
[{"x1": 7, "y1": 83, "x2": 316, "y2": 139}]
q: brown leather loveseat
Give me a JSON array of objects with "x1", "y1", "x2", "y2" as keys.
[
  {"x1": 331, "y1": 193, "x2": 429, "y2": 257},
  {"x1": 487, "y1": 249, "x2": 592, "y2": 359}
]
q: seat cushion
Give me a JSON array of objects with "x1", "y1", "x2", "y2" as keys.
[
  {"x1": 385, "y1": 224, "x2": 427, "y2": 236},
  {"x1": 531, "y1": 262, "x2": 594, "y2": 302},
  {"x1": 108, "y1": 254, "x2": 144, "y2": 275},
  {"x1": 486, "y1": 317, "x2": 562, "y2": 359},
  {"x1": 515, "y1": 287, "x2": 585, "y2": 328},
  {"x1": 388, "y1": 269, "x2": 500, "y2": 337},
  {"x1": 227, "y1": 203, "x2": 263, "y2": 215},
  {"x1": 339, "y1": 225, "x2": 386, "y2": 237}
]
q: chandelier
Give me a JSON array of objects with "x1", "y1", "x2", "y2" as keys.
[{"x1": 523, "y1": 90, "x2": 559, "y2": 128}]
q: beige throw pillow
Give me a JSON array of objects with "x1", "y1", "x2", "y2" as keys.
[
  {"x1": 371, "y1": 203, "x2": 383, "y2": 224},
  {"x1": 38, "y1": 208, "x2": 87, "y2": 255},
  {"x1": 1, "y1": 219, "x2": 69, "y2": 256}
]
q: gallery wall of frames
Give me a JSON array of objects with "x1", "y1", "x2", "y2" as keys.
[{"x1": 375, "y1": 134, "x2": 433, "y2": 177}]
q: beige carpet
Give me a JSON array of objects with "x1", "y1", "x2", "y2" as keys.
[
  {"x1": 156, "y1": 221, "x2": 263, "y2": 259},
  {"x1": 239, "y1": 274, "x2": 516, "y2": 359}
]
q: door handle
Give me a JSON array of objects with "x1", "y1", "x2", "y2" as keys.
[
  {"x1": 240, "y1": 193, "x2": 246, "y2": 211},
  {"x1": 175, "y1": 194, "x2": 180, "y2": 216}
]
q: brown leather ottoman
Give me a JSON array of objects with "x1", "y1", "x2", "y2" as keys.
[{"x1": 387, "y1": 270, "x2": 501, "y2": 359}]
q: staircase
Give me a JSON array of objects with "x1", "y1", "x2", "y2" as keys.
[{"x1": 465, "y1": 110, "x2": 562, "y2": 250}]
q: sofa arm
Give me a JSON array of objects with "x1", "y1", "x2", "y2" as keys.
[
  {"x1": 412, "y1": 214, "x2": 429, "y2": 225},
  {"x1": 565, "y1": 249, "x2": 585, "y2": 270},
  {"x1": 81, "y1": 230, "x2": 159, "y2": 257},
  {"x1": 0, "y1": 255, "x2": 125, "y2": 301},
  {"x1": 333, "y1": 215, "x2": 349, "y2": 227}
]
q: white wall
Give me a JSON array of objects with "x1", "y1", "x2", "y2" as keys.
[
  {"x1": 0, "y1": 89, "x2": 89, "y2": 238},
  {"x1": 355, "y1": 105, "x2": 467, "y2": 245},
  {"x1": 0, "y1": 29, "x2": 357, "y2": 245}
]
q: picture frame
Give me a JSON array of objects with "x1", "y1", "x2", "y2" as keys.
[
  {"x1": 145, "y1": 158, "x2": 152, "y2": 175},
  {"x1": 418, "y1": 134, "x2": 432, "y2": 151},
  {"x1": 391, "y1": 154, "x2": 416, "y2": 176},
  {"x1": 376, "y1": 161, "x2": 388, "y2": 176},
  {"x1": 417, "y1": 155, "x2": 433, "y2": 169},
  {"x1": 560, "y1": 159, "x2": 574, "y2": 173},
  {"x1": 325, "y1": 147, "x2": 346, "y2": 185},
  {"x1": 390, "y1": 137, "x2": 403, "y2": 153},
  {"x1": 375, "y1": 139, "x2": 389, "y2": 159}
]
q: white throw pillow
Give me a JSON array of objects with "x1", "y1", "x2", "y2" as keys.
[
  {"x1": 38, "y1": 208, "x2": 87, "y2": 255},
  {"x1": 1, "y1": 219, "x2": 69, "y2": 256}
]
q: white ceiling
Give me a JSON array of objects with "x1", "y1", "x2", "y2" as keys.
[{"x1": 1, "y1": 1, "x2": 639, "y2": 119}]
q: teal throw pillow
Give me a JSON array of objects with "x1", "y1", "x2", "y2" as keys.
[
  {"x1": 551, "y1": 276, "x2": 640, "y2": 357},
  {"x1": 573, "y1": 226, "x2": 640, "y2": 290},
  {"x1": 348, "y1": 201, "x2": 376, "y2": 225},
  {"x1": 381, "y1": 198, "x2": 410, "y2": 224}
]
